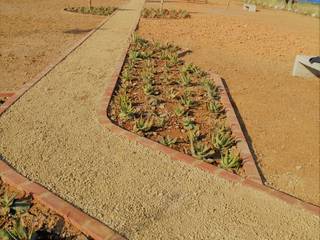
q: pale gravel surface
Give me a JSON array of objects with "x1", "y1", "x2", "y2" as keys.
[{"x1": 0, "y1": 0, "x2": 319, "y2": 239}]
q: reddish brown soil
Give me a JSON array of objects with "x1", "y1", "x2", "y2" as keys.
[
  {"x1": 0, "y1": 0, "x2": 127, "y2": 92},
  {"x1": 138, "y1": 0, "x2": 319, "y2": 205},
  {"x1": 0, "y1": 178, "x2": 87, "y2": 239}
]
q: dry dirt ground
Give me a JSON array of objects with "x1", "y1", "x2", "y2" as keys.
[
  {"x1": 138, "y1": 0, "x2": 320, "y2": 206},
  {"x1": 0, "y1": 0, "x2": 127, "y2": 92},
  {"x1": 0, "y1": 0, "x2": 319, "y2": 238}
]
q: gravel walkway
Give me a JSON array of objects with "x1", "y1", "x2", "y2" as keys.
[{"x1": 0, "y1": 0, "x2": 319, "y2": 239}]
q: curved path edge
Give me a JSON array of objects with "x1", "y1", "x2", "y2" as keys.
[
  {"x1": 96, "y1": 19, "x2": 320, "y2": 217},
  {"x1": 0, "y1": 11, "x2": 127, "y2": 240}
]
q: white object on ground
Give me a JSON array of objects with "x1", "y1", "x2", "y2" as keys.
[
  {"x1": 243, "y1": 3, "x2": 257, "y2": 12},
  {"x1": 292, "y1": 55, "x2": 320, "y2": 78}
]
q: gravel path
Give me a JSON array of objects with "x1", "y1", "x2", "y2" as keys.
[{"x1": 0, "y1": 0, "x2": 319, "y2": 239}]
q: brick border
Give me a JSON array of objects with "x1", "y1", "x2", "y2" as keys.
[
  {"x1": 96, "y1": 16, "x2": 320, "y2": 217},
  {"x1": 0, "y1": 11, "x2": 127, "y2": 240}
]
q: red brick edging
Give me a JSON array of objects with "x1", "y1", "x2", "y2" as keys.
[
  {"x1": 96, "y1": 17, "x2": 320, "y2": 217},
  {"x1": 0, "y1": 11, "x2": 127, "y2": 240}
]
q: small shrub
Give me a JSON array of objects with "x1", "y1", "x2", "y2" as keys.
[{"x1": 212, "y1": 126, "x2": 236, "y2": 151}]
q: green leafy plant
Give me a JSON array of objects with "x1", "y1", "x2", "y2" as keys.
[
  {"x1": 155, "y1": 116, "x2": 166, "y2": 128},
  {"x1": 182, "y1": 117, "x2": 196, "y2": 130},
  {"x1": 134, "y1": 116, "x2": 154, "y2": 133},
  {"x1": 182, "y1": 63, "x2": 200, "y2": 75},
  {"x1": 0, "y1": 193, "x2": 31, "y2": 217},
  {"x1": 0, "y1": 218, "x2": 37, "y2": 240},
  {"x1": 207, "y1": 101, "x2": 224, "y2": 116},
  {"x1": 167, "y1": 53, "x2": 179, "y2": 66},
  {"x1": 211, "y1": 126, "x2": 236, "y2": 151},
  {"x1": 141, "y1": 68, "x2": 155, "y2": 84},
  {"x1": 159, "y1": 135, "x2": 177, "y2": 147},
  {"x1": 119, "y1": 95, "x2": 135, "y2": 120},
  {"x1": 187, "y1": 127, "x2": 201, "y2": 142},
  {"x1": 132, "y1": 33, "x2": 148, "y2": 47},
  {"x1": 220, "y1": 148, "x2": 241, "y2": 170},
  {"x1": 179, "y1": 73, "x2": 192, "y2": 86}
]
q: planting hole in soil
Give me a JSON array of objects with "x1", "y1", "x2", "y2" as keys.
[
  {"x1": 108, "y1": 34, "x2": 244, "y2": 174},
  {"x1": 141, "y1": 8, "x2": 191, "y2": 19},
  {"x1": 64, "y1": 6, "x2": 117, "y2": 16},
  {"x1": 0, "y1": 178, "x2": 90, "y2": 240}
]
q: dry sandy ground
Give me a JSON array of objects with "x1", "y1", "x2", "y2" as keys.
[
  {"x1": 0, "y1": 0, "x2": 319, "y2": 239},
  {"x1": 0, "y1": 0, "x2": 127, "y2": 92},
  {"x1": 138, "y1": 0, "x2": 320, "y2": 205}
]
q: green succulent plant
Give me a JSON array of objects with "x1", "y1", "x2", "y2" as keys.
[
  {"x1": 167, "y1": 53, "x2": 179, "y2": 66},
  {"x1": 174, "y1": 106, "x2": 188, "y2": 117},
  {"x1": 119, "y1": 95, "x2": 135, "y2": 120},
  {"x1": 159, "y1": 135, "x2": 177, "y2": 147},
  {"x1": 179, "y1": 73, "x2": 192, "y2": 86},
  {"x1": 187, "y1": 127, "x2": 201, "y2": 142},
  {"x1": 168, "y1": 88, "x2": 179, "y2": 99},
  {"x1": 182, "y1": 117, "x2": 196, "y2": 130},
  {"x1": 0, "y1": 193, "x2": 31, "y2": 217},
  {"x1": 182, "y1": 63, "x2": 200, "y2": 75},
  {"x1": 0, "y1": 218, "x2": 37, "y2": 240},
  {"x1": 134, "y1": 116, "x2": 154, "y2": 133},
  {"x1": 220, "y1": 148, "x2": 241, "y2": 170},
  {"x1": 121, "y1": 68, "x2": 132, "y2": 83},
  {"x1": 131, "y1": 33, "x2": 148, "y2": 47},
  {"x1": 143, "y1": 83, "x2": 156, "y2": 96},
  {"x1": 179, "y1": 95, "x2": 194, "y2": 109},
  {"x1": 211, "y1": 126, "x2": 236, "y2": 151},
  {"x1": 202, "y1": 79, "x2": 220, "y2": 100},
  {"x1": 207, "y1": 101, "x2": 224, "y2": 116},
  {"x1": 190, "y1": 141, "x2": 216, "y2": 163}
]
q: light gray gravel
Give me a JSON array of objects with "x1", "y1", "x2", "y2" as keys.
[{"x1": 0, "y1": 0, "x2": 319, "y2": 239}]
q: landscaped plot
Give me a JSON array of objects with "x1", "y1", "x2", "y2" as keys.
[
  {"x1": 0, "y1": 178, "x2": 88, "y2": 240},
  {"x1": 108, "y1": 35, "x2": 243, "y2": 173}
]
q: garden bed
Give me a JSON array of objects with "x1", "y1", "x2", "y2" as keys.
[
  {"x1": 141, "y1": 8, "x2": 190, "y2": 19},
  {"x1": 108, "y1": 35, "x2": 243, "y2": 173},
  {"x1": 0, "y1": 178, "x2": 89, "y2": 240},
  {"x1": 64, "y1": 6, "x2": 117, "y2": 16}
]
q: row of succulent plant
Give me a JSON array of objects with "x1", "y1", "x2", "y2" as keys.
[
  {"x1": 142, "y1": 8, "x2": 191, "y2": 19},
  {"x1": 64, "y1": 6, "x2": 117, "y2": 16},
  {"x1": 109, "y1": 34, "x2": 241, "y2": 171}
]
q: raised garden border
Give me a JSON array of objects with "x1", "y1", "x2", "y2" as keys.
[
  {"x1": 96, "y1": 16, "x2": 319, "y2": 217},
  {"x1": 0, "y1": 11, "x2": 127, "y2": 240}
]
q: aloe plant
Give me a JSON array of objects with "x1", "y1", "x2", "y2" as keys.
[
  {"x1": 159, "y1": 135, "x2": 177, "y2": 147},
  {"x1": 168, "y1": 88, "x2": 179, "y2": 99},
  {"x1": 119, "y1": 95, "x2": 135, "y2": 120},
  {"x1": 0, "y1": 219, "x2": 37, "y2": 240},
  {"x1": 182, "y1": 63, "x2": 200, "y2": 75},
  {"x1": 174, "y1": 106, "x2": 187, "y2": 117},
  {"x1": 121, "y1": 69, "x2": 132, "y2": 83},
  {"x1": 179, "y1": 95, "x2": 194, "y2": 109},
  {"x1": 143, "y1": 83, "x2": 156, "y2": 96},
  {"x1": 179, "y1": 73, "x2": 192, "y2": 86},
  {"x1": 202, "y1": 79, "x2": 220, "y2": 100},
  {"x1": 134, "y1": 116, "x2": 154, "y2": 133},
  {"x1": 220, "y1": 148, "x2": 241, "y2": 170},
  {"x1": 211, "y1": 126, "x2": 236, "y2": 151},
  {"x1": 132, "y1": 33, "x2": 148, "y2": 47},
  {"x1": 187, "y1": 127, "x2": 201, "y2": 142},
  {"x1": 190, "y1": 141, "x2": 216, "y2": 163},
  {"x1": 182, "y1": 117, "x2": 195, "y2": 130},
  {"x1": 208, "y1": 101, "x2": 224, "y2": 116},
  {"x1": 0, "y1": 193, "x2": 31, "y2": 217}
]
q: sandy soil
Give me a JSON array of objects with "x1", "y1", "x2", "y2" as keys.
[
  {"x1": 0, "y1": 0, "x2": 319, "y2": 239},
  {"x1": 0, "y1": 0, "x2": 127, "y2": 92},
  {"x1": 138, "y1": 0, "x2": 320, "y2": 205}
]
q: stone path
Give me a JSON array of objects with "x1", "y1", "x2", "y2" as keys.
[{"x1": 0, "y1": 0, "x2": 319, "y2": 239}]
